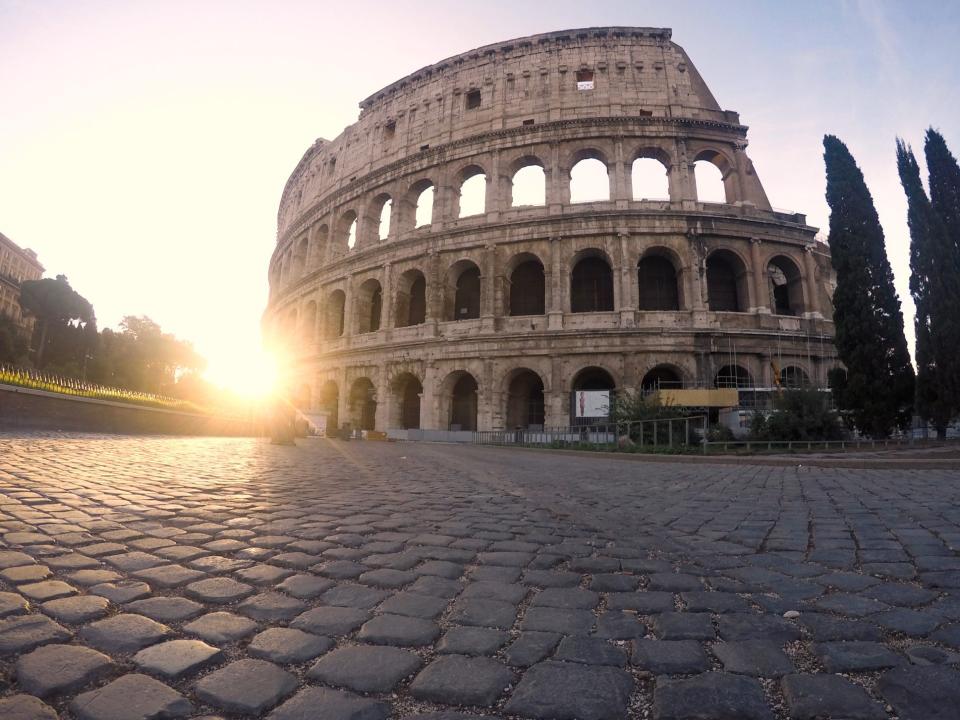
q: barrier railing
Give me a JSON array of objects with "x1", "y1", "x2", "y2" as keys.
[
  {"x1": 0, "y1": 363, "x2": 205, "y2": 414},
  {"x1": 702, "y1": 437, "x2": 959, "y2": 453},
  {"x1": 474, "y1": 415, "x2": 708, "y2": 451}
]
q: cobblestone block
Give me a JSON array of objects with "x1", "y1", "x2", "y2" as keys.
[{"x1": 307, "y1": 644, "x2": 422, "y2": 692}]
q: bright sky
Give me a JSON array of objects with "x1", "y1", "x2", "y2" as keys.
[{"x1": 1, "y1": 0, "x2": 957, "y2": 393}]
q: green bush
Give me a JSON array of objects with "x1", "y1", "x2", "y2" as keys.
[{"x1": 749, "y1": 388, "x2": 846, "y2": 441}]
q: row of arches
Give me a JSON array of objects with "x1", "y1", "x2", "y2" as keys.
[
  {"x1": 277, "y1": 248, "x2": 808, "y2": 344},
  {"x1": 272, "y1": 147, "x2": 740, "y2": 287},
  {"x1": 302, "y1": 362, "x2": 813, "y2": 432}
]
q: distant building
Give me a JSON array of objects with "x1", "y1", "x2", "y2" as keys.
[{"x1": 0, "y1": 231, "x2": 45, "y2": 336}]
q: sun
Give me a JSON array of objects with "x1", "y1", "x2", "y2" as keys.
[{"x1": 203, "y1": 345, "x2": 282, "y2": 401}]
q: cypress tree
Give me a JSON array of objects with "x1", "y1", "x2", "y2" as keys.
[
  {"x1": 823, "y1": 135, "x2": 915, "y2": 437},
  {"x1": 926, "y1": 129, "x2": 960, "y2": 254},
  {"x1": 897, "y1": 139, "x2": 960, "y2": 437}
]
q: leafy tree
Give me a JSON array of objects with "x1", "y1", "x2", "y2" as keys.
[
  {"x1": 749, "y1": 388, "x2": 845, "y2": 441},
  {"x1": 897, "y1": 138, "x2": 960, "y2": 437},
  {"x1": 18, "y1": 275, "x2": 95, "y2": 368},
  {"x1": 927, "y1": 129, "x2": 960, "y2": 254},
  {"x1": 823, "y1": 135, "x2": 915, "y2": 437},
  {"x1": 0, "y1": 315, "x2": 30, "y2": 364}
]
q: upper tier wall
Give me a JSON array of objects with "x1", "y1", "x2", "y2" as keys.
[{"x1": 278, "y1": 27, "x2": 739, "y2": 237}]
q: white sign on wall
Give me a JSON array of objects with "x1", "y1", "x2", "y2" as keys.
[{"x1": 574, "y1": 390, "x2": 610, "y2": 418}]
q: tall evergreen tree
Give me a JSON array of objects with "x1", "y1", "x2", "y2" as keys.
[
  {"x1": 897, "y1": 139, "x2": 960, "y2": 437},
  {"x1": 927, "y1": 129, "x2": 960, "y2": 254},
  {"x1": 823, "y1": 135, "x2": 915, "y2": 437}
]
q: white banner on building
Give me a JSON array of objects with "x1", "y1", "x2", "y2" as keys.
[{"x1": 574, "y1": 390, "x2": 610, "y2": 418}]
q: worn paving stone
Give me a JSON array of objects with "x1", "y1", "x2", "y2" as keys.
[
  {"x1": 290, "y1": 606, "x2": 370, "y2": 635},
  {"x1": 19, "y1": 580, "x2": 77, "y2": 602},
  {"x1": 321, "y1": 584, "x2": 389, "y2": 609},
  {"x1": 521, "y1": 606, "x2": 594, "y2": 635},
  {"x1": 1, "y1": 565, "x2": 52, "y2": 584},
  {"x1": 631, "y1": 639, "x2": 710, "y2": 674},
  {"x1": 379, "y1": 591, "x2": 449, "y2": 619},
  {"x1": 276, "y1": 573, "x2": 333, "y2": 599},
  {"x1": 652, "y1": 612, "x2": 715, "y2": 640},
  {"x1": 532, "y1": 587, "x2": 599, "y2": 609},
  {"x1": 877, "y1": 665, "x2": 960, "y2": 720},
  {"x1": 781, "y1": 673, "x2": 886, "y2": 720},
  {"x1": 194, "y1": 659, "x2": 297, "y2": 714},
  {"x1": 133, "y1": 564, "x2": 207, "y2": 588},
  {"x1": 411, "y1": 654, "x2": 513, "y2": 707},
  {"x1": 504, "y1": 660, "x2": 633, "y2": 720},
  {"x1": 71, "y1": 673, "x2": 192, "y2": 720},
  {"x1": 606, "y1": 591, "x2": 675, "y2": 613},
  {"x1": 124, "y1": 596, "x2": 203, "y2": 622},
  {"x1": 185, "y1": 576, "x2": 254, "y2": 604},
  {"x1": 0, "y1": 614, "x2": 72, "y2": 655},
  {"x1": 505, "y1": 631, "x2": 562, "y2": 667},
  {"x1": 437, "y1": 626, "x2": 509, "y2": 655},
  {"x1": 267, "y1": 686, "x2": 390, "y2": 720},
  {"x1": 653, "y1": 672, "x2": 774, "y2": 720},
  {"x1": 16, "y1": 643, "x2": 114, "y2": 696},
  {"x1": 712, "y1": 640, "x2": 795, "y2": 677},
  {"x1": 41, "y1": 594, "x2": 111, "y2": 623},
  {"x1": 593, "y1": 611, "x2": 646, "y2": 640},
  {"x1": 235, "y1": 563, "x2": 294, "y2": 585},
  {"x1": 0, "y1": 591, "x2": 30, "y2": 618},
  {"x1": 814, "y1": 641, "x2": 902, "y2": 672},
  {"x1": 308, "y1": 644, "x2": 422, "y2": 692},
  {"x1": 183, "y1": 611, "x2": 258, "y2": 644},
  {"x1": 133, "y1": 638, "x2": 223, "y2": 678},
  {"x1": 80, "y1": 613, "x2": 171, "y2": 654},
  {"x1": 0, "y1": 550, "x2": 38, "y2": 569},
  {"x1": 238, "y1": 591, "x2": 307, "y2": 621},
  {"x1": 555, "y1": 635, "x2": 627, "y2": 666},
  {"x1": 358, "y1": 613, "x2": 440, "y2": 646},
  {"x1": 449, "y1": 597, "x2": 517, "y2": 630},
  {"x1": 248, "y1": 627, "x2": 333, "y2": 663},
  {"x1": 90, "y1": 580, "x2": 151, "y2": 604},
  {"x1": 718, "y1": 613, "x2": 801, "y2": 642},
  {"x1": 0, "y1": 694, "x2": 58, "y2": 720}
]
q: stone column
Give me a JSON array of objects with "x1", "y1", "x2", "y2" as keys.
[
  {"x1": 336, "y1": 367, "x2": 349, "y2": 431},
  {"x1": 802, "y1": 245, "x2": 822, "y2": 318},
  {"x1": 480, "y1": 358, "x2": 496, "y2": 431},
  {"x1": 617, "y1": 232, "x2": 634, "y2": 327},
  {"x1": 545, "y1": 355, "x2": 566, "y2": 427},
  {"x1": 381, "y1": 262, "x2": 393, "y2": 336},
  {"x1": 487, "y1": 151, "x2": 502, "y2": 220},
  {"x1": 427, "y1": 250, "x2": 443, "y2": 332},
  {"x1": 611, "y1": 139, "x2": 630, "y2": 207},
  {"x1": 420, "y1": 363, "x2": 438, "y2": 430},
  {"x1": 374, "y1": 365, "x2": 389, "y2": 431},
  {"x1": 481, "y1": 244, "x2": 496, "y2": 333},
  {"x1": 548, "y1": 236, "x2": 564, "y2": 329},
  {"x1": 750, "y1": 238, "x2": 769, "y2": 313},
  {"x1": 547, "y1": 143, "x2": 566, "y2": 213},
  {"x1": 343, "y1": 276, "x2": 355, "y2": 337}
]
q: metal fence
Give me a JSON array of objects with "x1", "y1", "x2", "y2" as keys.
[
  {"x1": 702, "y1": 437, "x2": 959, "y2": 454},
  {"x1": 474, "y1": 415, "x2": 708, "y2": 451}
]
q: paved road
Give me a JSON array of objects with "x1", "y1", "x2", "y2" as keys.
[{"x1": 1, "y1": 434, "x2": 960, "y2": 720}]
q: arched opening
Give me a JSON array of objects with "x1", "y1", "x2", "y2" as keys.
[
  {"x1": 571, "y1": 253, "x2": 614, "y2": 312},
  {"x1": 505, "y1": 369, "x2": 545, "y2": 430},
  {"x1": 337, "y1": 211, "x2": 358, "y2": 251},
  {"x1": 414, "y1": 184, "x2": 435, "y2": 228},
  {"x1": 285, "y1": 308, "x2": 298, "y2": 347},
  {"x1": 641, "y1": 366, "x2": 682, "y2": 393},
  {"x1": 318, "y1": 380, "x2": 339, "y2": 430},
  {"x1": 569, "y1": 156, "x2": 610, "y2": 204},
  {"x1": 447, "y1": 261, "x2": 481, "y2": 321},
  {"x1": 767, "y1": 256, "x2": 804, "y2": 316},
  {"x1": 395, "y1": 269, "x2": 427, "y2": 327},
  {"x1": 780, "y1": 366, "x2": 810, "y2": 389},
  {"x1": 301, "y1": 301, "x2": 318, "y2": 343},
  {"x1": 571, "y1": 367, "x2": 616, "y2": 424},
  {"x1": 458, "y1": 167, "x2": 487, "y2": 217},
  {"x1": 631, "y1": 157, "x2": 670, "y2": 200},
  {"x1": 391, "y1": 373, "x2": 422, "y2": 429},
  {"x1": 378, "y1": 200, "x2": 392, "y2": 240},
  {"x1": 310, "y1": 224, "x2": 329, "y2": 266},
  {"x1": 508, "y1": 258, "x2": 546, "y2": 316},
  {"x1": 445, "y1": 372, "x2": 478, "y2": 431},
  {"x1": 325, "y1": 290, "x2": 346, "y2": 338},
  {"x1": 694, "y1": 152, "x2": 729, "y2": 203},
  {"x1": 706, "y1": 250, "x2": 748, "y2": 312},
  {"x1": 293, "y1": 237, "x2": 309, "y2": 278},
  {"x1": 348, "y1": 378, "x2": 377, "y2": 431},
  {"x1": 356, "y1": 279, "x2": 382, "y2": 334},
  {"x1": 296, "y1": 383, "x2": 312, "y2": 410},
  {"x1": 365, "y1": 194, "x2": 392, "y2": 242},
  {"x1": 637, "y1": 254, "x2": 680, "y2": 310},
  {"x1": 714, "y1": 365, "x2": 753, "y2": 389},
  {"x1": 511, "y1": 159, "x2": 546, "y2": 207}
]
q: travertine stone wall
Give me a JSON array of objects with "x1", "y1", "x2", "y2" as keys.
[{"x1": 264, "y1": 27, "x2": 837, "y2": 432}]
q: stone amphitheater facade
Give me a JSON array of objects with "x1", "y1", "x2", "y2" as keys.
[{"x1": 265, "y1": 27, "x2": 837, "y2": 433}]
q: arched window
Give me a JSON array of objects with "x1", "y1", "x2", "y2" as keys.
[
  {"x1": 356, "y1": 280, "x2": 382, "y2": 334},
  {"x1": 511, "y1": 161, "x2": 546, "y2": 207},
  {"x1": 714, "y1": 365, "x2": 753, "y2": 389},
  {"x1": 706, "y1": 251, "x2": 747, "y2": 312},
  {"x1": 637, "y1": 254, "x2": 680, "y2": 310},
  {"x1": 459, "y1": 168, "x2": 486, "y2": 217},
  {"x1": 395, "y1": 270, "x2": 427, "y2": 327},
  {"x1": 325, "y1": 290, "x2": 346, "y2": 338},
  {"x1": 318, "y1": 380, "x2": 339, "y2": 429},
  {"x1": 641, "y1": 366, "x2": 682, "y2": 393},
  {"x1": 448, "y1": 373, "x2": 478, "y2": 431},
  {"x1": 571, "y1": 255, "x2": 614, "y2": 312},
  {"x1": 293, "y1": 237, "x2": 308, "y2": 278},
  {"x1": 349, "y1": 378, "x2": 377, "y2": 431},
  {"x1": 337, "y1": 211, "x2": 358, "y2": 251},
  {"x1": 286, "y1": 308, "x2": 298, "y2": 346},
  {"x1": 694, "y1": 159, "x2": 726, "y2": 203},
  {"x1": 632, "y1": 157, "x2": 670, "y2": 200},
  {"x1": 311, "y1": 224, "x2": 329, "y2": 265},
  {"x1": 415, "y1": 185, "x2": 434, "y2": 228},
  {"x1": 448, "y1": 262, "x2": 481, "y2": 321},
  {"x1": 377, "y1": 199, "x2": 392, "y2": 240},
  {"x1": 569, "y1": 157, "x2": 610, "y2": 203},
  {"x1": 391, "y1": 373, "x2": 422, "y2": 430},
  {"x1": 506, "y1": 370, "x2": 545, "y2": 429},
  {"x1": 780, "y1": 366, "x2": 809, "y2": 388},
  {"x1": 509, "y1": 259, "x2": 545, "y2": 316},
  {"x1": 767, "y1": 256, "x2": 804, "y2": 316}
]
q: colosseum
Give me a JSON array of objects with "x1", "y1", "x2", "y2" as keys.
[{"x1": 265, "y1": 27, "x2": 837, "y2": 436}]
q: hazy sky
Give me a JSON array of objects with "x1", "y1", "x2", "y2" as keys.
[{"x1": 1, "y1": 0, "x2": 957, "y2": 390}]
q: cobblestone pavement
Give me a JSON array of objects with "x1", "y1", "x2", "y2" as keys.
[{"x1": 1, "y1": 434, "x2": 960, "y2": 720}]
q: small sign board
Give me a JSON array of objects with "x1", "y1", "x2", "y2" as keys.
[
  {"x1": 576, "y1": 80, "x2": 594, "y2": 91},
  {"x1": 574, "y1": 390, "x2": 610, "y2": 418}
]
